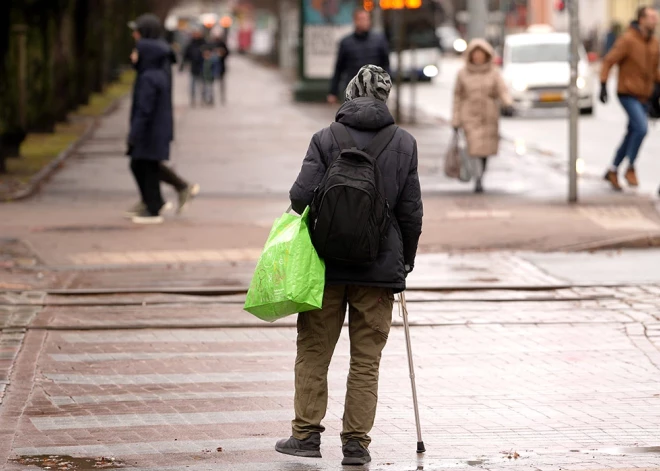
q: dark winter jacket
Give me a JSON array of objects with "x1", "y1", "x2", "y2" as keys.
[
  {"x1": 128, "y1": 39, "x2": 173, "y2": 162},
  {"x1": 212, "y1": 38, "x2": 230, "y2": 78},
  {"x1": 290, "y1": 97, "x2": 423, "y2": 292},
  {"x1": 181, "y1": 37, "x2": 207, "y2": 77},
  {"x1": 330, "y1": 31, "x2": 390, "y2": 96}
]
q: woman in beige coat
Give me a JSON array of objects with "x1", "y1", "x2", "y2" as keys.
[{"x1": 452, "y1": 39, "x2": 513, "y2": 193}]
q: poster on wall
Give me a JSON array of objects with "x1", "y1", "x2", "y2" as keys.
[{"x1": 303, "y1": 0, "x2": 355, "y2": 79}]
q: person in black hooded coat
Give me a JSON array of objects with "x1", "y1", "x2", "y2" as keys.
[
  {"x1": 126, "y1": 34, "x2": 172, "y2": 224},
  {"x1": 126, "y1": 14, "x2": 199, "y2": 219},
  {"x1": 276, "y1": 65, "x2": 422, "y2": 466}
]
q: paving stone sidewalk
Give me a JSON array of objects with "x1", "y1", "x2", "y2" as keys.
[{"x1": 1, "y1": 282, "x2": 659, "y2": 471}]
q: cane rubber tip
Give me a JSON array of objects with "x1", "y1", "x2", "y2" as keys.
[{"x1": 417, "y1": 441, "x2": 426, "y2": 453}]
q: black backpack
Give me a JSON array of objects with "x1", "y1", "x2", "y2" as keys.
[{"x1": 309, "y1": 122, "x2": 397, "y2": 265}]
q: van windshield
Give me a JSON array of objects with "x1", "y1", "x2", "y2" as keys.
[{"x1": 510, "y1": 43, "x2": 569, "y2": 63}]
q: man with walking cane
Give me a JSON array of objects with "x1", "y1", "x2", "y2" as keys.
[{"x1": 278, "y1": 65, "x2": 424, "y2": 465}]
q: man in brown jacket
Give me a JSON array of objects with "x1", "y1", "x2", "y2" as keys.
[{"x1": 601, "y1": 6, "x2": 660, "y2": 191}]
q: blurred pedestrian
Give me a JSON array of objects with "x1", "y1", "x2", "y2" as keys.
[
  {"x1": 451, "y1": 39, "x2": 512, "y2": 193},
  {"x1": 127, "y1": 14, "x2": 200, "y2": 217},
  {"x1": 328, "y1": 8, "x2": 390, "y2": 104},
  {"x1": 180, "y1": 29, "x2": 207, "y2": 107},
  {"x1": 601, "y1": 6, "x2": 659, "y2": 191},
  {"x1": 603, "y1": 22, "x2": 622, "y2": 57},
  {"x1": 126, "y1": 33, "x2": 173, "y2": 224},
  {"x1": 212, "y1": 33, "x2": 230, "y2": 105},
  {"x1": 278, "y1": 65, "x2": 423, "y2": 465},
  {"x1": 201, "y1": 47, "x2": 216, "y2": 105}
]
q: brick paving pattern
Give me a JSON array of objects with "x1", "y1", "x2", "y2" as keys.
[{"x1": 1, "y1": 289, "x2": 659, "y2": 470}]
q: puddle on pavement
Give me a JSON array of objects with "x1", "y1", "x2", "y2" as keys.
[
  {"x1": 11, "y1": 455, "x2": 125, "y2": 470},
  {"x1": 571, "y1": 446, "x2": 660, "y2": 455}
]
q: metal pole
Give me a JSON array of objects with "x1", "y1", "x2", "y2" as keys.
[
  {"x1": 394, "y1": 8, "x2": 404, "y2": 123},
  {"x1": 568, "y1": 0, "x2": 580, "y2": 203},
  {"x1": 467, "y1": 0, "x2": 487, "y2": 41},
  {"x1": 399, "y1": 292, "x2": 425, "y2": 453}
]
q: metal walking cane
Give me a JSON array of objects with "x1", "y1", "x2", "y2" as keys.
[{"x1": 399, "y1": 291, "x2": 426, "y2": 453}]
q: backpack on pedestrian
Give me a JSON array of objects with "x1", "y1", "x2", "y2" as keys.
[{"x1": 309, "y1": 122, "x2": 397, "y2": 265}]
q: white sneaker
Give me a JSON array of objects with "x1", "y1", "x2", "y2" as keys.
[
  {"x1": 131, "y1": 211, "x2": 164, "y2": 225},
  {"x1": 177, "y1": 183, "x2": 201, "y2": 214}
]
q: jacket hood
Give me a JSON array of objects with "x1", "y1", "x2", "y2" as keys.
[
  {"x1": 136, "y1": 39, "x2": 169, "y2": 71},
  {"x1": 134, "y1": 13, "x2": 162, "y2": 40},
  {"x1": 335, "y1": 97, "x2": 395, "y2": 131},
  {"x1": 464, "y1": 38, "x2": 495, "y2": 64}
]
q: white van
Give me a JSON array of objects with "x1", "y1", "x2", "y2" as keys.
[{"x1": 502, "y1": 30, "x2": 595, "y2": 115}]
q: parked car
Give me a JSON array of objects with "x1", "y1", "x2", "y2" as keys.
[{"x1": 501, "y1": 29, "x2": 595, "y2": 115}]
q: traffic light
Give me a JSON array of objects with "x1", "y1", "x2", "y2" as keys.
[{"x1": 555, "y1": 0, "x2": 566, "y2": 12}]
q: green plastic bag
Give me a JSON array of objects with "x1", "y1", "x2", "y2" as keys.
[{"x1": 244, "y1": 207, "x2": 325, "y2": 322}]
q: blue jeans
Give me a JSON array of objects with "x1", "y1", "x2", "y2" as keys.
[
  {"x1": 190, "y1": 74, "x2": 203, "y2": 105},
  {"x1": 612, "y1": 95, "x2": 649, "y2": 168}
]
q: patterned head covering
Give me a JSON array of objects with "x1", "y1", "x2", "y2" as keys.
[{"x1": 344, "y1": 65, "x2": 392, "y2": 102}]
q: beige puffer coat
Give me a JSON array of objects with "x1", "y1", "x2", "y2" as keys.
[{"x1": 451, "y1": 39, "x2": 512, "y2": 158}]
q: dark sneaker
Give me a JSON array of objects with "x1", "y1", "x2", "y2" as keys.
[
  {"x1": 604, "y1": 170, "x2": 622, "y2": 191},
  {"x1": 177, "y1": 183, "x2": 200, "y2": 214},
  {"x1": 275, "y1": 434, "x2": 321, "y2": 458},
  {"x1": 124, "y1": 201, "x2": 172, "y2": 219},
  {"x1": 131, "y1": 210, "x2": 164, "y2": 225},
  {"x1": 474, "y1": 179, "x2": 484, "y2": 194},
  {"x1": 341, "y1": 440, "x2": 371, "y2": 466},
  {"x1": 625, "y1": 167, "x2": 639, "y2": 187}
]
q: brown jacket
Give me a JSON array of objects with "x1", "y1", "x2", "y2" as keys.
[
  {"x1": 600, "y1": 22, "x2": 660, "y2": 102},
  {"x1": 452, "y1": 39, "x2": 512, "y2": 158}
]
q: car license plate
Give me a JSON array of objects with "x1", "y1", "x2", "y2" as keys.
[{"x1": 540, "y1": 92, "x2": 564, "y2": 103}]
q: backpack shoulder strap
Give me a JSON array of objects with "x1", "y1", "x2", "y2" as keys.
[
  {"x1": 330, "y1": 122, "x2": 357, "y2": 150},
  {"x1": 365, "y1": 125, "x2": 398, "y2": 159}
]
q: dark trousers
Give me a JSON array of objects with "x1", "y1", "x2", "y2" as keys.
[
  {"x1": 158, "y1": 163, "x2": 188, "y2": 192},
  {"x1": 130, "y1": 159, "x2": 164, "y2": 216}
]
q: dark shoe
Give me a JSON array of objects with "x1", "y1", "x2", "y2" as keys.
[
  {"x1": 341, "y1": 440, "x2": 371, "y2": 466},
  {"x1": 625, "y1": 167, "x2": 639, "y2": 187},
  {"x1": 177, "y1": 183, "x2": 200, "y2": 214},
  {"x1": 275, "y1": 434, "x2": 321, "y2": 458},
  {"x1": 474, "y1": 179, "x2": 484, "y2": 194},
  {"x1": 604, "y1": 170, "x2": 622, "y2": 191}
]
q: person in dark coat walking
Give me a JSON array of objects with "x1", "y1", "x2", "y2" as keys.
[
  {"x1": 328, "y1": 8, "x2": 390, "y2": 103},
  {"x1": 127, "y1": 14, "x2": 200, "y2": 217},
  {"x1": 277, "y1": 65, "x2": 423, "y2": 465},
  {"x1": 180, "y1": 29, "x2": 207, "y2": 106},
  {"x1": 212, "y1": 32, "x2": 230, "y2": 105},
  {"x1": 127, "y1": 37, "x2": 173, "y2": 224}
]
